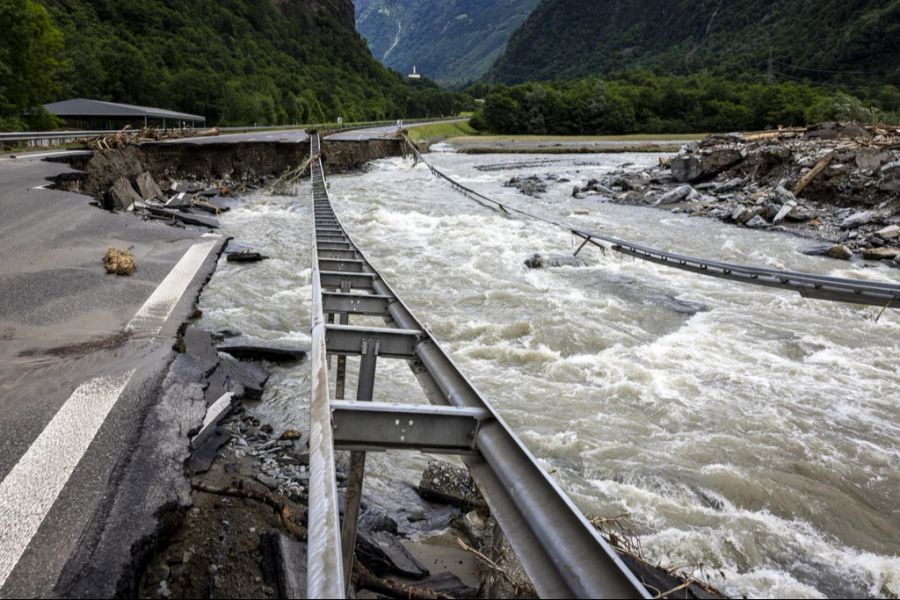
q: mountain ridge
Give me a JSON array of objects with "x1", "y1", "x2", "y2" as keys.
[
  {"x1": 490, "y1": 0, "x2": 900, "y2": 87},
  {"x1": 355, "y1": 0, "x2": 541, "y2": 86}
]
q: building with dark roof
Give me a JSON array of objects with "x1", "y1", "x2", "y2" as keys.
[{"x1": 43, "y1": 99, "x2": 206, "y2": 130}]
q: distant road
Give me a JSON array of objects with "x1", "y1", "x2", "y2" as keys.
[{"x1": 163, "y1": 129, "x2": 310, "y2": 145}]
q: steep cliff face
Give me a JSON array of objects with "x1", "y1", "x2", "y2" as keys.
[
  {"x1": 355, "y1": 0, "x2": 542, "y2": 85},
  {"x1": 491, "y1": 0, "x2": 900, "y2": 86}
]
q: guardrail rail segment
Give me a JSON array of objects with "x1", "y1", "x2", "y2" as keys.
[
  {"x1": 305, "y1": 133, "x2": 651, "y2": 599},
  {"x1": 402, "y1": 135, "x2": 900, "y2": 311},
  {"x1": 0, "y1": 116, "x2": 465, "y2": 147}
]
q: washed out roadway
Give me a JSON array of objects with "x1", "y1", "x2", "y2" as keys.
[{"x1": 0, "y1": 151, "x2": 225, "y2": 597}]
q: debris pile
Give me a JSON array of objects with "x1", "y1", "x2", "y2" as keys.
[
  {"x1": 104, "y1": 171, "x2": 245, "y2": 230},
  {"x1": 573, "y1": 122, "x2": 900, "y2": 263},
  {"x1": 504, "y1": 174, "x2": 547, "y2": 197},
  {"x1": 102, "y1": 247, "x2": 136, "y2": 276},
  {"x1": 87, "y1": 126, "x2": 220, "y2": 150}
]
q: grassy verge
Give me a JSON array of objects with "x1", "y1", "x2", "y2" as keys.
[
  {"x1": 449, "y1": 133, "x2": 706, "y2": 143},
  {"x1": 437, "y1": 132, "x2": 705, "y2": 154},
  {"x1": 406, "y1": 120, "x2": 478, "y2": 149}
]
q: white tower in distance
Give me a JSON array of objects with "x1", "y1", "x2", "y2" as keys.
[{"x1": 408, "y1": 65, "x2": 422, "y2": 80}]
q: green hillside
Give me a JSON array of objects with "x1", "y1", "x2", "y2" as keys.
[
  {"x1": 355, "y1": 0, "x2": 542, "y2": 86},
  {"x1": 491, "y1": 0, "x2": 900, "y2": 88},
  {"x1": 0, "y1": 0, "x2": 466, "y2": 130}
]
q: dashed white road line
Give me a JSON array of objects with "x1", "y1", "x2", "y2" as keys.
[
  {"x1": 0, "y1": 235, "x2": 221, "y2": 592},
  {"x1": 0, "y1": 370, "x2": 135, "y2": 590},
  {"x1": 127, "y1": 236, "x2": 221, "y2": 337}
]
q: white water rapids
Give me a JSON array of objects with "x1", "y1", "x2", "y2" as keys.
[{"x1": 198, "y1": 151, "x2": 900, "y2": 599}]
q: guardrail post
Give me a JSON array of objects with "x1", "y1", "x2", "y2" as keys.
[
  {"x1": 335, "y1": 280, "x2": 351, "y2": 399},
  {"x1": 340, "y1": 339, "x2": 379, "y2": 590}
]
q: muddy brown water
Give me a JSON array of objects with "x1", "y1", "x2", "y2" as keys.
[{"x1": 197, "y1": 151, "x2": 900, "y2": 599}]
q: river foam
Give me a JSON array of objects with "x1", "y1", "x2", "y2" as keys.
[{"x1": 198, "y1": 151, "x2": 900, "y2": 598}]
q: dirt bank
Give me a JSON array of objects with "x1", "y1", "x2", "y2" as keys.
[{"x1": 52, "y1": 138, "x2": 404, "y2": 201}]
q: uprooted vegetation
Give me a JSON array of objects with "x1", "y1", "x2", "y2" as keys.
[{"x1": 103, "y1": 247, "x2": 136, "y2": 276}]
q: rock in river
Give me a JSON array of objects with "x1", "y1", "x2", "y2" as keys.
[
  {"x1": 417, "y1": 459, "x2": 485, "y2": 512},
  {"x1": 802, "y1": 244, "x2": 854, "y2": 260},
  {"x1": 524, "y1": 253, "x2": 585, "y2": 269},
  {"x1": 355, "y1": 530, "x2": 429, "y2": 579},
  {"x1": 655, "y1": 184, "x2": 695, "y2": 205},
  {"x1": 863, "y1": 247, "x2": 900, "y2": 261}
]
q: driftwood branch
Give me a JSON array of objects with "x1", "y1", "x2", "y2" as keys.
[
  {"x1": 793, "y1": 152, "x2": 834, "y2": 196},
  {"x1": 456, "y1": 538, "x2": 535, "y2": 597},
  {"x1": 192, "y1": 481, "x2": 306, "y2": 539},
  {"x1": 354, "y1": 570, "x2": 453, "y2": 600}
]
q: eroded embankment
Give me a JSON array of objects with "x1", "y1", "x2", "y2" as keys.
[{"x1": 51, "y1": 138, "x2": 404, "y2": 202}]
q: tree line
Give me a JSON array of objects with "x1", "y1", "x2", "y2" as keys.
[
  {"x1": 468, "y1": 72, "x2": 900, "y2": 135},
  {"x1": 0, "y1": 0, "x2": 469, "y2": 131}
]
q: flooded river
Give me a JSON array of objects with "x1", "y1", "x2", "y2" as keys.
[{"x1": 198, "y1": 151, "x2": 900, "y2": 599}]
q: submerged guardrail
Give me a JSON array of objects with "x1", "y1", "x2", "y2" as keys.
[
  {"x1": 402, "y1": 135, "x2": 900, "y2": 311},
  {"x1": 305, "y1": 132, "x2": 651, "y2": 599}
]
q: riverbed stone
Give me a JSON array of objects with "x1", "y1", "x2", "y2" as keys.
[
  {"x1": 745, "y1": 215, "x2": 769, "y2": 228},
  {"x1": 417, "y1": 459, "x2": 486, "y2": 512},
  {"x1": 826, "y1": 245, "x2": 854, "y2": 260},
  {"x1": 875, "y1": 225, "x2": 900, "y2": 240},
  {"x1": 841, "y1": 210, "x2": 885, "y2": 229},
  {"x1": 670, "y1": 147, "x2": 746, "y2": 182},
  {"x1": 655, "y1": 184, "x2": 694, "y2": 205},
  {"x1": 524, "y1": 253, "x2": 585, "y2": 269},
  {"x1": 356, "y1": 530, "x2": 429, "y2": 579},
  {"x1": 773, "y1": 201, "x2": 798, "y2": 224},
  {"x1": 863, "y1": 247, "x2": 900, "y2": 261}
]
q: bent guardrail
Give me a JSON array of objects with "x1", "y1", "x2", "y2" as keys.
[{"x1": 305, "y1": 132, "x2": 651, "y2": 599}]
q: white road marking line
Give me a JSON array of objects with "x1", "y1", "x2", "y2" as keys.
[
  {"x1": 0, "y1": 150, "x2": 89, "y2": 162},
  {"x1": 0, "y1": 236, "x2": 221, "y2": 591},
  {"x1": 0, "y1": 370, "x2": 135, "y2": 590},
  {"x1": 126, "y1": 237, "x2": 220, "y2": 337}
]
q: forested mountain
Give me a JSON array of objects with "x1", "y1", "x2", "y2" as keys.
[
  {"x1": 355, "y1": 0, "x2": 541, "y2": 86},
  {"x1": 491, "y1": 0, "x2": 900, "y2": 87},
  {"x1": 1, "y1": 0, "x2": 465, "y2": 130}
]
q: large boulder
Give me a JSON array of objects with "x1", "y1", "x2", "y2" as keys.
[
  {"x1": 134, "y1": 172, "x2": 164, "y2": 201},
  {"x1": 875, "y1": 225, "x2": 900, "y2": 240},
  {"x1": 841, "y1": 210, "x2": 886, "y2": 230},
  {"x1": 670, "y1": 146, "x2": 747, "y2": 183},
  {"x1": 108, "y1": 177, "x2": 142, "y2": 211},
  {"x1": 525, "y1": 253, "x2": 585, "y2": 269},
  {"x1": 417, "y1": 459, "x2": 486, "y2": 512},
  {"x1": 879, "y1": 160, "x2": 900, "y2": 192},
  {"x1": 802, "y1": 244, "x2": 853, "y2": 260},
  {"x1": 826, "y1": 245, "x2": 854, "y2": 260},
  {"x1": 655, "y1": 184, "x2": 695, "y2": 205},
  {"x1": 863, "y1": 247, "x2": 900, "y2": 261}
]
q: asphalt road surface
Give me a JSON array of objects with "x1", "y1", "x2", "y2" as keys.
[
  {"x1": 0, "y1": 151, "x2": 225, "y2": 597},
  {"x1": 163, "y1": 129, "x2": 310, "y2": 145}
]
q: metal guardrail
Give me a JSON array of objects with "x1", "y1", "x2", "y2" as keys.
[
  {"x1": 402, "y1": 135, "x2": 900, "y2": 311},
  {"x1": 0, "y1": 116, "x2": 466, "y2": 147},
  {"x1": 306, "y1": 132, "x2": 651, "y2": 599}
]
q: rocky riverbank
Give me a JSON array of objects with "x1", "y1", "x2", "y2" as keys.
[
  {"x1": 136, "y1": 320, "x2": 724, "y2": 599},
  {"x1": 558, "y1": 122, "x2": 900, "y2": 265}
]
